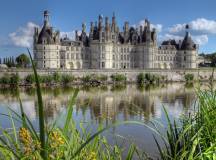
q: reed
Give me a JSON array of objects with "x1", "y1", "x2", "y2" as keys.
[{"x1": 154, "y1": 88, "x2": 216, "y2": 159}]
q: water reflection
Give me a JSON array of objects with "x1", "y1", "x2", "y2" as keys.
[{"x1": 0, "y1": 83, "x2": 199, "y2": 124}]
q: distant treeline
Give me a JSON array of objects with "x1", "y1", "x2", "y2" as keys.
[{"x1": 0, "y1": 53, "x2": 30, "y2": 68}]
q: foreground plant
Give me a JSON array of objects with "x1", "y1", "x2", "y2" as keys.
[{"x1": 154, "y1": 88, "x2": 216, "y2": 160}]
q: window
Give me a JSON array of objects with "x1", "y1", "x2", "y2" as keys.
[
  {"x1": 124, "y1": 48, "x2": 126, "y2": 53},
  {"x1": 124, "y1": 55, "x2": 126, "y2": 60},
  {"x1": 121, "y1": 55, "x2": 123, "y2": 60},
  {"x1": 113, "y1": 55, "x2": 115, "y2": 60},
  {"x1": 66, "y1": 47, "x2": 69, "y2": 51},
  {"x1": 127, "y1": 55, "x2": 129, "y2": 60},
  {"x1": 67, "y1": 53, "x2": 70, "y2": 59},
  {"x1": 112, "y1": 63, "x2": 115, "y2": 68},
  {"x1": 102, "y1": 54, "x2": 105, "y2": 59},
  {"x1": 102, "y1": 62, "x2": 105, "y2": 68},
  {"x1": 184, "y1": 56, "x2": 186, "y2": 61},
  {"x1": 76, "y1": 53, "x2": 79, "y2": 59}
]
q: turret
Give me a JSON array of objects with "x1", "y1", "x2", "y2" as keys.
[
  {"x1": 43, "y1": 10, "x2": 50, "y2": 27},
  {"x1": 89, "y1": 22, "x2": 94, "y2": 41},
  {"x1": 105, "y1": 17, "x2": 110, "y2": 32},
  {"x1": 75, "y1": 30, "x2": 79, "y2": 41},
  {"x1": 82, "y1": 23, "x2": 86, "y2": 33},
  {"x1": 111, "y1": 12, "x2": 116, "y2": 32},
  {"x1": 98, "y1": 15, "x2": 103, "y2": 31}
]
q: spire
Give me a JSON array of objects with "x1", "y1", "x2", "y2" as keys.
[
  {"x1": 111, "y1": 12, "x2": 116, "y2": 32},
  {"x1": 98, "y1": 14, "x2": 103, "y2": 31},
  {"x1": 82, "y1": 22, "x2": 86, "y2": 33},
  {"x1": 105, "y1": 17, "x2": 110, "y2": 32},
  {"x1": 43, "y1": 10, "x2": 50, "y2": 27},
  {"x1": 90, "y1": 22, "x2": 94, "y2": 33}
]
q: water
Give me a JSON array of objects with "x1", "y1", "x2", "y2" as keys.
[{"x1": 0, "y1": 83, "x2": 202, "y2": 158}]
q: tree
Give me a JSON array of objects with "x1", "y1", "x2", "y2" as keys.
[{"x1": 16, "y1": 54, "x2": 30, "y2": 68}]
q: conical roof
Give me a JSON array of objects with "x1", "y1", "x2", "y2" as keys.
[{"x1": 181, "y1": 32, "x2": 196, "y2": 50}]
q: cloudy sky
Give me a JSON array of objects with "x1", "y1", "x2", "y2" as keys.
[{"x1": 0, "y1": 0, "x2": 216, "y2": 58}]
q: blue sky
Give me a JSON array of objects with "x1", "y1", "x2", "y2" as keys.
[{"x1": 0, "y1": 0, "x2": 216, "y2": 58}]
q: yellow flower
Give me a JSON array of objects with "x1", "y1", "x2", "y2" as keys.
[
  {"x1": 87, "y1": 151, "x2": 97, "y2": 160},
  {"x1": 49, "y1": 131, "x2": 65, "y2": 148},
  {"x1": 19, "y1": 127, "x2": 32, "y2": 145}
]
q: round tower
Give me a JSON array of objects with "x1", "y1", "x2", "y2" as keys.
[{"x1": 179, "y1": 25, "x2": 197, "y2": 68}]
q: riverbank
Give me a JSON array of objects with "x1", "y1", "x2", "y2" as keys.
[{"x1": 0, "y1": 68, "x2": 215, "y2": 88}]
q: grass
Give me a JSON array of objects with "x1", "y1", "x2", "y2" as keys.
[{"x1": 153, "y1": 87, "x2": 216, "y2": 159}]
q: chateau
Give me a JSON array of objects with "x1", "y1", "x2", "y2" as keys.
[{"x1": 33, "y1": 11, "x2": 198, "y2": 69}]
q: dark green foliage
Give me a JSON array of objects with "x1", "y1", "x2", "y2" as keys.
[
  {"x1": 53, "y1": 72, "x2": 61, "y2": 83},
  {"x1": 9, "y1": 74, "x2": 20, "y2": 85},
  {"x1": 184, "y1": 73, "x2": 194, "y2": 82},
  {"x1": 61, "y1": 74, "x2": 75, "y2": 84},
  {"x1": 137, "y1": 73, "x2": 145, "y2": 85},
  {"x1": 25, "y1": 74, "x2": 35, "y2": 84},
  {"x1": 0, "y1": 75, "x2": 10, "y2": 84},
  {"x1": 0, "y1": 74, "x2": 20, "y2": 85},
  {"x1": 154, "y1": 89, "x2": 216, "y2": 159},
  {"x1": 137, "y1": 73, "x2": 160, "y2": 84},
  {"x1": 39, "y1": 75, "x2": 53, "y2": 84},
  {"x1": 16, "y1": 53, "x2": 30, "y2": 68},
  {"x1": 110, "y1": 74, "x2": 127, "y2": 82}
]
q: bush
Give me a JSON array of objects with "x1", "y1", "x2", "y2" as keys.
[
  {"x1": 0, "y1": 75, "x2": 10, "y2": 84},
  {"x1": 62, "y1": 74, "x2": 74, "y2": 84},
  {"x1": 110, "y1": 74, "x2": 127, "y2": 82},
  {"x1": 137, "y1": 73, "x2": 145, "y2": 85},
  {"x1": 184, "y1": 73, "x2": 194, "y2": 82},
  {"x1": 53, "y1": 72, "x2": 61, "y2": 83},
  {"x1": 137, "y1": 73, "x2": 160, "y2": 84},
  {"x1": 82, "y1": 75, "x2": 92, "y2": 83},
  {"x1": 39, "y1": 75, "x2": 53, "y2": 84},
  {"x1": 10, "y1": 73, "x2": 20, "y2": 85},
  {"x1": 25, "y1": 74, "x2": 35, "y2": 84}
]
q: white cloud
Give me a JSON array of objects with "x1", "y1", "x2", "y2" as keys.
[
  {"x1": 9, "y1": 22, "x2": 39, "y2": 48},
  {"x1": 193, "y1": 35, "x2": 208, "y2": 45},
  {"x1": 169, "y1": 18, "x2": 216, "y2": 35},
  {"x1": 159, "y1": 33, "x2": 208, "y2": 46}
]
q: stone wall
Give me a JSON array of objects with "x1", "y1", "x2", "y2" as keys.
[{"x1": 0, "y1": 68, "x2": 215, "y2": 82}]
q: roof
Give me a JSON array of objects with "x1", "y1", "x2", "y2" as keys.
[
  {"x1": 180, "y1": 32, "x2": 196, "y2": 50},
  {"x1": 37, "y1": 26, "x2": 54, "y2": 44}
]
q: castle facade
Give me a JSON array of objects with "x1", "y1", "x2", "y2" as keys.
[{"x1": 33, "y1": 11, "x2": 198, "y2": 69}]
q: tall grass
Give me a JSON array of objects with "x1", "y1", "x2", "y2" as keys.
[{"x1": 154, "y1": 88, "x2": 216, "y2": 159}]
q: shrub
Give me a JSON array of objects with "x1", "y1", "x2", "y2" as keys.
[
  {"x1": 53, "y1": 72, "x2": 61, "y2": 83},
  {"x1": 110, "y1": 74, "x2": 127, "y2": 82},
  {"x1": 39, "y1": 75, "x2": 53, "y2": 84},
  {"x1": 62, "y1": 74, "x2": 74, "y2": 84},
  {"x1": 137, "y1": 73, "x2": 160, "y2": 84},
  {"x1": 0, "y1": 75, "x2": 10, "y2": 84},
  {"x1": 184, "y1": 73, "x2": 194, "y2": 82},
  {"x1": 82, "y1": 75, "x2": 92, "y2": 83},
  {"x1": 25, "y1": 74, "x2": 35, "y2": 84},
  {"x1": 137, "y1": 73, "x2": 145, "y2": 85},
  {"x1": 10, "y1": 73, "x2": 20, "y2": 85}
]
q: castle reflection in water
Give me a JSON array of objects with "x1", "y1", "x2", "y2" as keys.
[{"x1": 0, "y1": 83, "x2": 197, "y2": 124}]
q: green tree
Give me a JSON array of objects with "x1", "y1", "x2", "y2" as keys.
[{"x1": 16, "y1": 54, "x2": 30, "y2": 68}]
